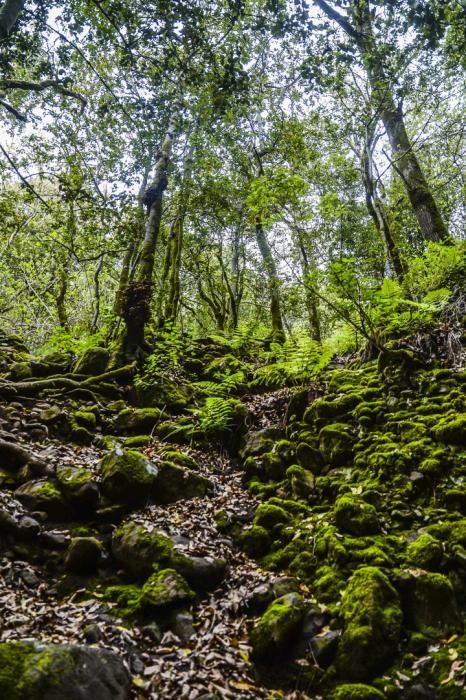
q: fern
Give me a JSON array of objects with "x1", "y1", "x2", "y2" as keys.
[{"x1": 196, "y1": 396, "x2": 239, "y2": 434}]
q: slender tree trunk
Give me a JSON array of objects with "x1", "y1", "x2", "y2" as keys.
[
  {"x1": 228, "y1": 219, "x2": 244, "y2": 330},
  {"x1": 297, "y1": 236, "x2": 321, "y2": 342},
  {"x1": 361, "y1": 126, "x2": 406, "y2": 281},
  {"x1": 314, "y1": 0, "x2": 449, "y2": 243},
  {"x1": 255, "y1": 221, "x2": 285, "y2": 343},
  {"x1": 56, "y1": 264, "x2": 69, "y2": 330}
]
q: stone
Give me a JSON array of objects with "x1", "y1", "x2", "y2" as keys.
[
  {"x1": 319, "y1": 423, "x2": 354, "y2": 467},
  {"x1": 113, "y1": 408, "x2": 161, "y2": 435},
  {"x1": 15, "y1": 480, "x2": 70, "y2": 520},
  {"x1": 0, "y1": 641, "x2": 130, "y2": 700},
  {"x1": 99, "y1": 448, "x2": 157, "y2": 506},
  {"x1": 111, "y1": 521, "x2": 178, "y2": 578},
  {"x1": 286, "y1": 464, "x2": 315, "y2": 499},
  {"x1": 400, "y1": 571, "x2": 462, "y2": 637},
  {"x1": 74, "y1": 346, "x2": 109, "y2": 375},
  {"x1": 56, "y1": 466, "x2": 99, "y2": 512},
  {"x1": 331, "y1": 684, "x2": 386, "y2": 700},
  {"x1": 250, "y1": 592, "x2": 306, "y2": 660},
  {"x1": 335, "y1": 567, "x2": 402, "y2": 681},
  {"x1": 176, "y1": 555, "x2": 226, "y2": 591},
  {"x1": 172, "y1": 611, "x2": 196, "y2": 642},
  {"x1": 334, "y1": 496, "x2": 380, "y2": 536},
  {"x1": 154, "y1": 461, "x2": 210, "y2": 503},
  {"x1": 65, "y1": 537, "x2": 102, "y2": 575},
  {"x1": 139, "y1": 569, "x2": 195, "y2": 609}
]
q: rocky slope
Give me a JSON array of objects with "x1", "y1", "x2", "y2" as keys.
[{"x1": 0, "y1": 330, "x2": 464, "y2": 700}]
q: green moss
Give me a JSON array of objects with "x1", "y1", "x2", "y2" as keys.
[
  {"x1": 261, "y1": 451, "x2": 286, "y2": 480},
  {"x1": 140, "y1": 569, "x2": 195, "y2": 609},
  {"x1": 286, "y1": 464, "x2": 315, "y2": 499},
  {"x1": 73, "y1": 410, "x2": 97, "y2": 429},
  {"x1": 331, "y1": 684, "x2": 386, "y2": 700},
  {"x1": 111, "y1": 521, "x2": 183, "y2": 578},
  {"x1": 254, "y1": 503, "x2": 292, "y2": 530},
  {"x1": 408, "y1": 572, "x2": 462, "y2": 636},
  {"x1": 336, "y1": 567, "x2": 402, "y2": 681},
  {"x1": 124, "y1": 434, "x2": 151, "y2": 447},
  {"x1": 313, "y1": 566, "x2": 345, "y2": 603},
  {"x1": 114, "y1": 407, "x2": 161, "y2": 434},
  {"x1": 104, "y1": 584, "x2": 142, "y2": 618},
  {"x1": 0, "y1": 642, "x2": 36, "y2": 700},
  {"x1": 160, "y1": 450, "x2": 196, "y2": 469},
  {"x1": 334, "y1": 496, "x2": 380, "y2": 536},
  {"x1": 99, "y1": 448, "x2": 157, "y2": 505},
  {"x1": 250, "y1": 592, "x2": 305, "y2": 659},
  {"x1": 406, "y1": 534, "x2": 443, "y2": 569},
  {"x1": 319, "y1": 423, "x2": 354, "y2": 467},
  {"x1": 240, "y1": 525, "x2": 271, "y2": 557},
  {"x1": 433, "y1": 415, "x2": 466, "y2": 445}
]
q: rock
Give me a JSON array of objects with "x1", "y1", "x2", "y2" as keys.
[
  {"x1": 16, "y1": 516, "x2": 41, "y2": 540},
  {"x1": 73, "y1": 410, "x2": 97, "y2": 430},
  {"x1": 15, "y1": 479, "x2": 70, "y2": 520},
  {"x1": 254, "y1": 503, "x2": 291, "y2": 530},
  {"x1": 433, "y1": 415, "x2": 466, "y2": 445},
  {"x1": 154, "y1": 461, "x2": 210, "y2": 503},
  {"x1": 331, "y1": 684, "x2": 386, "y2": 700},
  {"x1": 99, "y1": 448, "x2": 157, "y2": 506},
  {"x1": 0, "y1": 508, "x2": 19, "y2": 534},
  {"x1": 113, "y1": 408, "x2": 161, "y2": 435},
  {"x1": 286, "y1": 464, "x2": 315, "y2": 499},
  {"x1": 139, "y1": 569, "x2": 195, "y2": 609},
  {"x1": 334, "y1": 496, "x2": 380, "y2": 536},
  {"x1": 111, "y1": 521, "x2": 178, "y2": 578},
  {"x1": 310, "y1": 628, "x2": 341, "y2": 668},
  {"x1": 406, "y1": 534, "x2": 443, "y2": 570},
  {"x1": 239, "y1": 525, "x2": 271, "y2": 557},
  {"x1": 65, "y1": 537, "x2": 102, "y2": 574},
  {"x1": 82, "y1": 623, "x2": 103, "y2": 644},
  {"x1": 176, "y1": 555, "x2": 226, "y2": 591},
  {"x1": 40, "y1": 531, "x2": 69, "y2": 550},
  {"x1": 141, "y1": 623, "x2": 162, "y2": 643},
  {"x1": 399, "y1": 570, "x2": 462, "y2": 637},
  {"x1": 0, "y1": 641, "x2": 130, "y2": 700},
  {"x1": 319, "y1": 423, "x2": 354, "y2": 467},
  {"x1": 171, "y1": 611, "x2": 196, "y2": 641},
  {"x1": 240, "y1": 428, "x2": 281, "y2": 459},
  {"x1": 56, "y1": 466, "x2": 99, "y2": 512},
  {"x1": 335, "y1": 567, "x2": 402, "y2": 681},
  {"x1": 74, "y1": 346, "x2": 109, "y2": 375},
  {"x1": 250, "y1": 592, "x2": 306, "y2": 660}
]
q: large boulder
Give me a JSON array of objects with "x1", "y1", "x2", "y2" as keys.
[
  {"x1": 334, "y1": 496, "x2": 380, "y2": 536},
  {"x1": 99, "y1": 448, "x2": 157, "y2": 506},
  {"x1": 113, "y1": 408, "x2": 161, "y2": 435},
  {"x1": 399, "y1": 570, "x2": 462, "y2": 637},
  {"x1": 65, "y1": 537, "x2": 102, "y2": 575},
  {"x1": 335, "y1": 567, "x2": 402, "y2": 681},
  {"x1": 0, "y1": 641, "x2": 130, "y2": 700}
]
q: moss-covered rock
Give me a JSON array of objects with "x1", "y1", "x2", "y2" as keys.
[
  {"x1": 0, "y1": 641, "x2": 130, "y2": 700},
  {"x1": 73, "y1": 346, "x2": 109, "y2": 375},
  {"x1": 240, "y1": 525, "x2": 272, "y2": 557},
  {"x1": 139, "y1": 569, "x2": 195, "y2": 609},
  {"x1": 319, "y1": 423, "x2": 354, "y2": 467},
  {"x1": 73, "y1": 410, "x2": 97, "y2": 430},
  {"x1": 113, "y1": 407, "x2": 161, "y2": 435},
  {"x1": 154, "y1": 461, "x2": 210, "y2": 503},
  {"x1": 111, "y1": 521, "x2": 181, "y2": 578},
  {"x1": 123, "y1": 434, "x2": 151, "y2": 448},
  {"x1": 99, "y1": 448, "x2": 157, "y2": 505},
  {"x1": 15, "y1": 479, "x2": 70, "y2": 520},
  {"x1": 65, "y1": 537, "x2": 102, "y2": 574},
  {"x1": 331, "y1": 684, "x2": 386, "y2": 700},
  {"x1": 334, "y1": 496, "x2": 380, "y2": 536},
  {"x1": 400, "y1": 571, "x2": 462, "y2": 637},
  {"x1": 406, "y1": 534, "x2": 443, "y2": 570},
  {"x1": 254, "y1": 503, "x2": 292, "y2": 530},
  {"x1": 286, "y1": 465, "x2": 315, "y2": 499},
  {"x1": 56, "y1": 466, "x2": 99, "y2": 512},
  {"x1": 250, "y1": 592, "x2": 306, "y2": 660},
  {"x1": 335, "y1": 567, "x2": 402, "y2": 681},
  {"x1": 433, "y1": 415, "x2": 466, "y2": 445}
]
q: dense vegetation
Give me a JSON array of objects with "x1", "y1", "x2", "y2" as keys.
[{"x1": 0, "y1": 2, "x2": 465, "y2": 700}]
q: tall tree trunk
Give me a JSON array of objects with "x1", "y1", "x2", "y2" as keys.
[
  {"x1": 228, "y1": 219, "x2": 244, "y2": 330},
  {"x1": 314, "y1": 0, "x2": 449, "y2": 242},
  {"x1": 120, "y1": 108, "x2": 178, "y2": 359},
  {"x1": 297, "y1": 234, "x2": 321, "y2": 342},
  {"x1": 255, "y1": 221, "x2": 285, "y2": 343},
  {"x1": 361, "y1": 125, "x2": 406, "y2": 281},
  {"x1": 56, "y1": 264, "x2": 69, "y2": 330}
]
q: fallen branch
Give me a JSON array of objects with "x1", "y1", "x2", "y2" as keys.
[{"x1": 0, "y1": 435, "x2": 48, "y2": 475}]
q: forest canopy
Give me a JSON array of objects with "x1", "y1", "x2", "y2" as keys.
[{"x1": 0, "y1": 0, "x2": 464, "y2": 359}]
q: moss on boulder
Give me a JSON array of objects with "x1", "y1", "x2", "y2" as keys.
[
  {"x1": 334, "y1": 496, "x2": 380, "y2": 536},
  {"x1": 74, "y1": 346, "x2": 109, "y2": 375},
  {"x1": 56, "y1": 466, "x2": 99, "y2": 512},
  {"x1": 154, "y1": 461, "x2": 210, "y2": 503},
  {"x1": 15, "y1": 479, "x2": 69, "y2": 520},
  {"x1": 139, "y1": 569, "x2": 195, "y2": 609},
  {"x1": 65, "y1": 537, "x2": 102, "y2": 574},
  {"x1": 406, "y1": 534, "x2": 443, "y2": 570},
  {"x1": 113, "y1": 407, "x2": 161, "y2": 435},
  {"x1": 319, "y1": 423, "x2": 354, "y2": 467},
  {"x1": 335, "y1": 567, "x2": 402, "y2": 681},
  {"x1": 250, "y1": 592, "x2": 306, "y2": 660},
  {"x1": 99, "y1": 448, "x2": 157, "y2": 505},
  {"x1": 332, "y1": 684, "x2": 386, "y2": 700}
]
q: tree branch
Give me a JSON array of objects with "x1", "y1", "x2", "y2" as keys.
[
  {"x1": 0, "y1": 78, "x2": 87, "y2": 110},
  {"x1": 313, "y1": 0, "x2": 361, "y2": 41}
]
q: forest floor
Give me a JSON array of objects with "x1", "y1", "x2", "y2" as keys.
[{"x1": 0, "y1": 387, "x2": 311, "y2": 699}]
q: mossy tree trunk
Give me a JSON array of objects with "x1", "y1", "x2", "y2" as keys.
[
  {"x1": 255, "y1": 221, "x2": 286, "y2": 343},
  {"x1": 315, "y1": 0, "x2": 449, "y2": 243},
  {"x1": 297, "y1": 235, "x2": 321, "y2": 342},
  {"x1": 120, "y1": 108, "x2": 179, "y2": 360}
]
